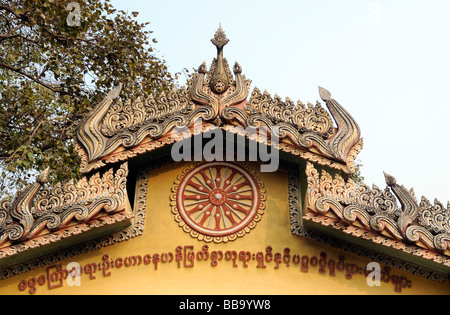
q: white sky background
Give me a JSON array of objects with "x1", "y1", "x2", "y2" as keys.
[{"x1": 110, "y1": 0, "x2": 450, "y2": 203}]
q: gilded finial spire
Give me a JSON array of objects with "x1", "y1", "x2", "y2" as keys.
[
  {"x1": 209, "y1": 24, "x2": 230, "y2": 94},
  {"x1": 211, "y1": 23, "x2": 229, "y2": 49},
  {"x1": 189, "y1": 25, "x2": 251, "y2": 116}
]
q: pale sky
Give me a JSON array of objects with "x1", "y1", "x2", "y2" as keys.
[{"x1": 110, "y1": 0, "x2": 450, "y2": 203}]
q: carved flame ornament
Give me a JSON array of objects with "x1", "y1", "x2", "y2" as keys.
[
  {"x1": 222, "y1": 86, "x2": 363, "y2": 173},
  {"x1": 75, "y1": 26, "x2": 363, "y2": 175},
  {"x1": 189, "y1": 25, "x2": 252, "y2": 118},
  {"x1": 0, "y1": 164, "x2": 130, "y2": 261},
  {"x1": 304, "y1": 162, "x2": 450, "y2": 266},
  {"x1": 171, "y1": 162, "x2": 266, "y2": 243},
  {"x1": 75, "y1": 84, "x2": 216, "y2": 173},
  {"x1": 209, "y1": 25, "x2": 230, "y2": 94}
]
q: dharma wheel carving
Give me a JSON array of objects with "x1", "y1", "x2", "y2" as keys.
[{"x1": 171, "y1": 162, "x2": 266, "y2": 243}]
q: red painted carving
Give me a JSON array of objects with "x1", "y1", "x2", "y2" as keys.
[
  {"x1": 175, "y1": 162, "x2": 263, "y2": 241},
  {"x1": 17, "y1": 245, "x2": 413, "y2": 295}
]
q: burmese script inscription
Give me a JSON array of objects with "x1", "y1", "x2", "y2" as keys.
[{"x1": 17, "y1": 245, "x2": 412, "y2": 294}]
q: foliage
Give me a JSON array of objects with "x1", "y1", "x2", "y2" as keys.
[
  {"x1": 350, "y1": 159, "x2": 365, "y2": 184},
  {"x1": 0, "y1": 0, "x2": 173, "y2": 195}
]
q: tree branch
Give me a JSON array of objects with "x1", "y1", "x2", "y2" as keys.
[
  {"x1": 0, "y1": 60, "x2": 72, "y2": 96},
  {"x1": 0, "y1": 23, "x2": 25, "y2": 42},
  {"x1": 0, "y1": 5, "x2": 22, "y2": 19},
  {"x1": 5, "y1": 120, "x2": 43, "y2": 164}
]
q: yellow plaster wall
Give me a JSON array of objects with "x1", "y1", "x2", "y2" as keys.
[{"x1": 1, "y1": 161, "x2": 449, "y2": 295}]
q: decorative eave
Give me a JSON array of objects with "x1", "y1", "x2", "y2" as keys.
[
  {"x1": 0, "y1": 163, "x2": 131, "y2": 269},
  {"x1": 222, "y1": 86, "x2": 363, "y2": 173},
  {"x1": 75, "y1": 26, "x2": 363, "y2": 175},
  {"x1": 304, "y1": 162, "x2": 450, "y2": 273}
]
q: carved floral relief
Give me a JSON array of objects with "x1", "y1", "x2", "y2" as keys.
[
  {"x1": 304, "y1": 162, "x2": 450, "y2": 266},
  {"x1": 170, "y1": 162, "x2": 266, "y2": 243}
]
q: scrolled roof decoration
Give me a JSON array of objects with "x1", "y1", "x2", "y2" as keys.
[
  {"x1": 76, "y1": 84, "x2": 215, "y2": 174},
  {"x1": 304, "y1": 162, "x2": 450, "y2": 265},
  {"x1": 418, "y1": 197, "x2": 450, "y2": 236},
  {"x1": 0, "y1": 163, "x2": 129, "y2": 258},
  {"x1": 99, "y1": 88, "x2": 194, "y2": 137},
  {"x1": 222, "y1": 86, "x2": 363, "y2": 173},
  {"x1": 287, "y1": 166, "x2": 447, "y2": 282},
  {"x1": 244, "y1": 89, "x2": 335, "y2": 137},
  {"x1": 75, "y1": 26, "x2": 363, "y2": 175},
  {"x1": 0, "y1": 168, "x2": 50, "y2": 244}
]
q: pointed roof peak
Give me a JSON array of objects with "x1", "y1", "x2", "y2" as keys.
[{"x1": 211, "y1": 23, "x2": 229, "y2": 50}]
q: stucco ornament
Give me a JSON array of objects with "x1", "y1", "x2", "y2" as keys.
[{"x1": 171, "y1": 162, "x2": 266, "y2": 243}]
